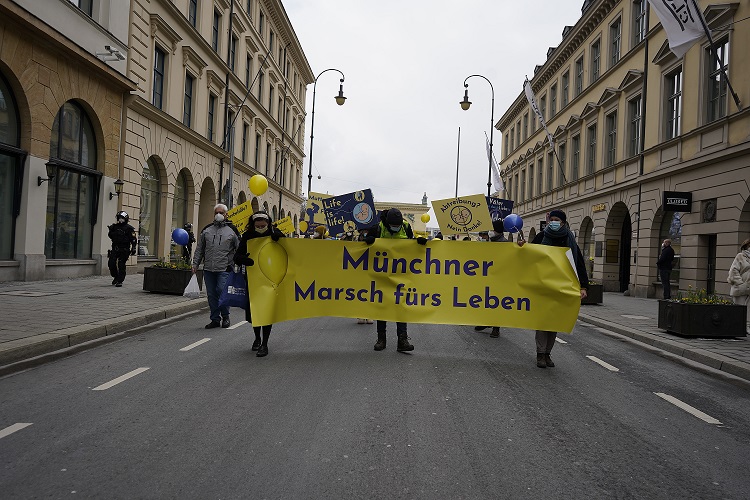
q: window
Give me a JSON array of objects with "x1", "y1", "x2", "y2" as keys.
[
  {"x1": 510, "y1": 127, "x2": 515, "y2": 151},
  {"x1": 516, "y1": 121, "x2": 521, "y2": 148},
  {"x1": 591, "y1": 40, "x2": 601, "y2": 82},
  {"x1": 562, "y1": 71, "x2": 569, "y2": 107},
  {"x1": 504, "y1": 133, "x2": 509, "y2": 158},
  {"x1": 536, "y1": 158, "x2": 543, "y2": 196},
  {"x1": 571, "y1": 135, "x2": 580, "y2": 181},
  {"x1": 226, "y1": 110, "x2": 235, "y2": 151},
  {"x1": 46, "y1": 101, "x2": 98, "y2": 260},
  {"x1": 183, "y1": 73, "x2": 194, "y2": 127},
  {"x1": 269, "y1": 30, "x2": 275, "y2": 55},
  {"x1": 139, "y1": 158, "x2": 161, "y2": 257},
  {"x1": 212, "y1": 10, "x2": 220, "y2": 52},
  {"x1": 575, "y1": 57, "x2": 584, "y2": 96},
  {"x1": 207, "y1": 93, "x2": 216, "y2": 142},
  {"x1": 246, "y1": 0, "x2": 252, "y2": 15},
  {"x1": 242, "y1": 123, "x2": 249, "y2": 163},
  {"x1": 523, "y1": 114, "x2": 528, "y2": 141},
  {"x1": 610, "y1": 19, "x2": 621, "y2": 67},
  {"x1": 550, "y1": 84, "x2": 557, "y2": 117},
  {"x1": 0, "y1": 72, "x2": 21, "y2": 260},
  {"x1": 229, "y1": 35, "x2": 238, "y2": 72},
  {"x1": 153, "y1": 46, "x2": 165, "y2": 110},
  {"x1": 587, "y1": 124, "x2": 597, "y2": 175},
  {"x1": 520, "y1": 170, "x2": 526, "y2": 202},
  {"x1": 706, "y1": 38, "x2": 729, "y2": 123},
  {"x1": 245, "y1": 53, "x2": 252, "y2": 88},
  {"x1": 540, "y1": 95, "x2": 546, "y2": 121},
  {"x1": 257, "y1": 71, "x2": 264, "y2": 103},
  {"x1": 528, "y1": 165, "x2": 534, "y2": 198},
  {"x1": 264, "y1": 142, "x2": 270, "y2": 176},
  {"x1": 606, "y1": 112, "x2": 617, "y2": 167},
  {"x1": 170, "y1": 171, "x2": 188, "y2": 261},
  {"x1": 633, "y1": 0, "x2": 647, "y2": 46},
  {"x1": 547, "y1": 151, "x2": 554, "y2": 191},
  {"x1": 68, "y1": 0, "x2": 92, "y2": 16},
  {"x1": 268, "y1": 84, "x2": 274, "y2": 112},
  {"x1": 259, "y1": 10, "x2": 264, "y2": 35},
  {"x1": 254, "y1": 133, "x2": 261, "y2": 169},
  {"x1": 628, "y1": 95, "x2": 642, "y2": 156},
  {"x1": 188, "y1": 0, "x2": 198, "y2": 27},
  {"x1": 558, "y1": 143, "x2": 566, "y2": 186},
  {"x1": 665, "y1": 68, "x2": 682, "y2": 139},
  {"x1": 277, "y1": 97, "x2": 282, "y2": 123}
]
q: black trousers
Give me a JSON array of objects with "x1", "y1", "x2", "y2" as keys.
[
  {"x1": 376, "y1": 321, "x2": 407, "y2": 336},
  {"x1": 659, "y1": 269, "x2": 672, "y2": 299},
  {"x1": 108, "y1": 249, "x2": 130, "y2": 283}
]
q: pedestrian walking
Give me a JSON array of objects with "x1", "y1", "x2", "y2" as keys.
[
  {"x1": 365, "y1": 208, "x2": 427, "y2": 352},
  {"x1": 657, "y1": 238, "x2": 676, "y2": 299},
  {"x1": 107, "y1": 211, "x2": 137, "y2": 287},
  {"x1": 519, "y1": 209, "x2": 588, "y2": 368},
  {"x1": 192, "y1": 204, "x2": 239, "y2": 329},
  {"x1": 234, "y1": 211, "x2": 283, "y2": 357},
  {"x1": 475, "y1": 219, "x2": 510, "y2": 337},
  {"x1": 728, "y1": 237, "x2": 750, "y2": 335},
  {"x1": 182, "y1": 223, "x2": 196, "y2": 262}
]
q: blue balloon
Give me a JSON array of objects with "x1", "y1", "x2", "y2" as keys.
[
  {"x1": 172, "y1": 228, "x2": 190, "y2": 246},
  {"x1": 503, "y1": 214, "x2": 523, "y2": 233}
]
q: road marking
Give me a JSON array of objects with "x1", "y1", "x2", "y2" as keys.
[
  {"x1": 654, "y1": 392, "x2": 722, "y2": 424},
  {"x1": 180, "y1": 338, "x2": 211, "y2": 351},
  {"x1": 92, "y1": 367, "x2": 150, "y2": 391},
  {"x1": 555, "y1": 338, "x2": 568, "y2": 344},
  {"x1": 227, "y1": 320, "x2": 248, "y2": 330},
  {"x1": 586, "y1": 355, "x2": 620, "y2": 372},
  {"x1": 0, "y1": 423, "x2": 32, "y2": 440}
]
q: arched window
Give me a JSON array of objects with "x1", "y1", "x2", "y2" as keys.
[
  {"x1": 170, "y1": 171, "x2": 188, "y2": 260},
  {"x1": 272, "y1": 206, "x2": 277, "y2": 221},
  {"x1": 0, "y1": 71, "x2": 22, "y2": 260},
  {"x1": 139, "y1": 158, "x2": 161, "y2": 257},
  {"x1": 45, "y1": 101, "x2": 99, "y2": 259},
  {"x1": 659, "y1": 211, "x2": 682, "y2": 282}
]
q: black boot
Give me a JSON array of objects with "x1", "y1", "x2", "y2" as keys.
[
  {"x1": 544, "y1": 353, "x2": 555, "y2": 368},
  {"x1": 397, "y1": 333, "x2": 414, "y2": 352},
  {"x1": 374, "y1": 332, "x2": 386, "y2": 351},
  {"x1": 490, "y1": 327, "x2": 500, "y2": 338},
  {"x1": 536, "y1": 353, "x2": 546, "y2": 368}
]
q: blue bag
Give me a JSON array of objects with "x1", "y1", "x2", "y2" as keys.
[{"x1": 219, "y1": 270, "x2": 249, "y2": 309}]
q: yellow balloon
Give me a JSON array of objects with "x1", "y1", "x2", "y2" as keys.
[
  {"x1": 421, "y1": 213, "x2": 430, "y2": 223},
  {"x1": 257, "y1": 240, "x2": 288, "y2": 287},
  {"x1": 299, "y1": 220, "x2": 308, "y2": 232},
  {"x1": 249, "y1": 175, "x2": 268, "y2": 196}
]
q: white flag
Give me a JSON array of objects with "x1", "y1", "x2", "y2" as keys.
[
  {"x1": 486, "y1": 135, "x2": 504, "y2": 192},
  {"x1": 648, "y1": 0, "x2": 707, "y2": 59},
  {"x1": 524, "y1": 79, "x2": 555, "y2": 149}
]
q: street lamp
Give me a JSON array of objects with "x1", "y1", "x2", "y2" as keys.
[
  {"x1": 460, "y1": 74, "x2": 495, "y2": 196},
  {"x1": 307, "y1": 68, "x2": 346, "y2": 197}
]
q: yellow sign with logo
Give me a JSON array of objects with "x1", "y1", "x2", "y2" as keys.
[
  {"x1": 244, "y1": 238, "x2": 581, "y2": 332},
  {"x1": 305, "y1": 192, "x2": 333, "y2": 226},
  {"x1": 273, "y1": 216, "x2": 295, "y2": 235},
  {"x1": 226, "y1": 200, "x2": 254, "y2": 234},
  {"x1": 431, "y1": 194, "x2": 494, "y2": 235}
]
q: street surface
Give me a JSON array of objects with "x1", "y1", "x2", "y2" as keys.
[{"x1": 1, "y1": 315, "x2": 749, "y2": 499}]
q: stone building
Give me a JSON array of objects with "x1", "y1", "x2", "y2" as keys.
[{"x1": 497, "y1": 0, "x2": 749, "y2": 298}]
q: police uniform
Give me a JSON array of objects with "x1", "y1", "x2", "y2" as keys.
[{"x1": 108, "y1": 211, "x2": 137, "y2": 286}]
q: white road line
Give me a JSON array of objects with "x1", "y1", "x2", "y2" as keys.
[
  {"x1": 92, "y1": 367, "x2": 150, "y2": 391},
  {"x1": 654, "y1": 392, "x2": 722, "y2": 424},
  {"x1": 586, "y1": 355, "x2": 620, "y2": 372},
  {"x1": 227, "y1": 320, "x2": 248, "y2": 330},
  {"x1": 180, "y1": 338, "x2": 211, "y2": 351},
  {"x1": 555, "y1": 338, "x2": 568, "y2": 344},
  {"x1": 0, "y1": 423, "x2": 32, "y2": 440}
]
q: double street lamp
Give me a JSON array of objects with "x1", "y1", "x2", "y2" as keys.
[
  {"x1": 460, "y1": 74, "x2": 495, "y2": 197},
  {"x1": 307, "y1": 68, "x2": 346, "y2": 197}
]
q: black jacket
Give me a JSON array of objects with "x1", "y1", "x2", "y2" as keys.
[
  {"x1": 531, "y1": 230, "x2": 589, "y2": 290},
  {"x1": 657, "y1": 245, "x2": 675, "y2": 270},
  {"x1": 108, "y1": 222, "x2": 137, "y2": 252}
]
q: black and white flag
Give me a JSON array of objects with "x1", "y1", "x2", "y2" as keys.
[{"x1": 648, "y1": 0, "x2": 706, "y2": 58}]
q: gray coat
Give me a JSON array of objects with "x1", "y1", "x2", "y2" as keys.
[{"x1": 193, "y1": 222, "x2": 239, "y2": 272}]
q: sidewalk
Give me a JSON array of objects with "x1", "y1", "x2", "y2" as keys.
[{"x1": 0, "y1": 278, "x2": 748, "y2": 381}]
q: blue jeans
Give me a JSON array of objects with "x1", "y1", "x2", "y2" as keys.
[{"x1": 203, "y1": 270, "x2": 229, "y2": 322}]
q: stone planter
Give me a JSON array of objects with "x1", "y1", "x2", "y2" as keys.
[
  {"x1": 582, "y1": 284, "x2": 603, "y2": 305},
  {"x1": 143, "y1": 267, "x2": 202, "y2": 295},
  {"x1": 658, "y1": 300, "x2": 747, "y2": 338}
]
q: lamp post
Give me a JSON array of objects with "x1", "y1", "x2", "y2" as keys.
[
  {"x1": 307, "y1": 68, "x2": 346, "y2": 197},
  {"x1": 460, "y1": 74, "x2": 495, "y2": 196}
]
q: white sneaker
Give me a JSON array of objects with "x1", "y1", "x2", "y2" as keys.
[{"x1": 357, "y1": 319, "x2": 366, "y2": 324}]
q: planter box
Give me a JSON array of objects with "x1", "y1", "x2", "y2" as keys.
[
  {"x1": 582, "y1": 284, "x2": 603, "y2": 305},
  {"x1": 143, "y1": 267, "x2": 202, "y2": 295},
  {"x1": 658, "y1": 300, "x2": 747, "y2": 338}
]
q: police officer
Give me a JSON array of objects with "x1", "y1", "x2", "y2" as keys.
[
  {"x1": 182, "y1": 223, "x2": 196, "y2": 262},
  {"x1": 108, "y1": 211, "x2": 137, "y2": 287}
]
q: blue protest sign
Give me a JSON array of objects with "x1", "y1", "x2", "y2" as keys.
[
  {"x1": 486, "y1": 197, "x2": 514, "y2": 221},
  {"x1": 322, "y1": 189, "x2": 377, "y2": 236}
]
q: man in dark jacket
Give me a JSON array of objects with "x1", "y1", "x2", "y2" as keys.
[
  {"x1": 657, "y1": 239, "x2": 675, "y2": 299},
  {"x1": 521, "y1": 209, "x2": 588, "y2": 368},
  {"x1": 107, "y1": 211, "x2": 137, "y2": 287}
]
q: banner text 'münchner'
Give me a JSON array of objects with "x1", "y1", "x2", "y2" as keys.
[{"x1": 342, "y1": 246, "x2": 494, "y2": 277}]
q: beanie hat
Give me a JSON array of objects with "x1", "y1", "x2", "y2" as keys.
[
  {"x1": 251, "y1": 211, "x2": 271, "y2": 222},
  {"x1": 549, "y1": 209, "x2": 567, "y2": 223},
  {"x1": 386, "y1": 208, "x2": 403, "y2": 226},
  {"x1": 492, "y1": 219, "x2": 504, "y2": 233}
]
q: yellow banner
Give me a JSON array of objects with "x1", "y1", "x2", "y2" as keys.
[
  {"x1": 226, "y1": 200, "x2": 254, "y2": 234},
  {"x1": 273, "y1": 216, "x2": 295, "y2": 235},
  {"x1": 245, "y1": 238, "x2": 581, "y2": 332},
  {"x1": 431, "y1": 194, "x2": 494, "y2": 235}
]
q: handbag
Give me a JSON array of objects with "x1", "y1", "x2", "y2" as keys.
[
  {"x1": 219, "y1": 270, "x2": 249, "y2": 309},
  {"x1": 183, "y1": 274, "x2": 202, "y2": 299}
]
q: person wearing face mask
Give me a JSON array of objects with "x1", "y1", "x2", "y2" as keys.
[
  {"x1": 234, "y1": 211, "x2": 284, "y2": 357},
  {"x1": 107, "y1": 211, "x2": 137, "y2": 287},
  {"x1": 193, "y1": 204, "x2": 240, "y2": 329},
  {"x1": 475, "y1": 219, "x2": 510, "y2": 336},
  {"x1": 364, "y1": 208, "x2": 428, "y2": 352},
  {"x1": 519, "y1": 209, "x2": 588, "y2": 368}
]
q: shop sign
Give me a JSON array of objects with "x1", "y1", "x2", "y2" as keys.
[
  {"x1": 663, "y1": 191, "x2": 692, "y2": 212},
  {"x1": 592, "y1": 203, "x2": 606, "y2": 212}
]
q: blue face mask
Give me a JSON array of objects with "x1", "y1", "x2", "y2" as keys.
[
  {"x1": 389, "y1": 225, "x2": 401, "y2": 232},
  {"x1": 548, "y1": 221, "x2": 562, "y2": 230}
]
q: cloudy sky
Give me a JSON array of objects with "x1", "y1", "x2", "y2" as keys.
[{"x1": 283, "y1": 0, "x2": 585, "y2": 218}]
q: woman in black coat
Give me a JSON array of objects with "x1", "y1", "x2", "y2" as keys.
[{"x1": 233, "y1": 211, "x2": 284, "y2": 357}]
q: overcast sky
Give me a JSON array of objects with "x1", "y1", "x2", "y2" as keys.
[{"x1": 283, "y1": 0, "x2": 585, "y2": 218}]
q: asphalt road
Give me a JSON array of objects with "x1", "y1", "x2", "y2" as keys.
[{"x1": 1, "y1": 315, "x2": 749, "y2": 499}]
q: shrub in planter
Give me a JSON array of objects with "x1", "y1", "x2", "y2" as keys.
[
  {"x1": 658, "y1": 287, "x2": 746, "y2": 338},
  {"x1": 143, "y1": 260, "x2": 202, "y2": 295}
]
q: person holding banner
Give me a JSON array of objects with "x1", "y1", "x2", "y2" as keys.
[
  {"x1": 521, "y1": 209, "x2": 588, "y2": 368},
  {"x1": 234, "y1": 211, "x2": 284, "y2": 357},
  {"x1": 365, "y1": 208, "x2": 428, "y2": 352},
  {"x1": 475, "y1": 219, "x2": 510, "y2": 337}
]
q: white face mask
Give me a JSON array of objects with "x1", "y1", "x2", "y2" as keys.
[
  {"x1": 117, "y1": 218, "x2": 125, "y2": 224},
  {"x1": 389, "y1": 225, "x2": 401, "y2": 232},
  {"x1": 488, "y1": 231, "x2": 498, "y2": 239},
  {"x1": 256, "y1": 225, "x2": 269, "y2": 234},
  {"x1": 214, "y1": 213, "x2": 225, "y2": 223}
]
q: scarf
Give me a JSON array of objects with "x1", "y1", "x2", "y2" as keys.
[{"x1": 541, "y1": 224, "x2": 577, "y2": 250}]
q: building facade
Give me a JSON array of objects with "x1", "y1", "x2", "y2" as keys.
[{"x1": 497, "y1": 0, "x2": 749, "y2": 298}]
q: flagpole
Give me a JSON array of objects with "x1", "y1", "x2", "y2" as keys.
[{"x1": 690, "y1": 0, "x2": 742, "y2": 111}]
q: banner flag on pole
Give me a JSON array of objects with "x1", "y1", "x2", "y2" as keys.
[
  {"x1": 524, "y1": 78, "x2": 555, "y2": 149},
  {"x1": 486, "y1": 134, "x2": 504, "y2": 193},
  {"x1": 648, "y1": 0, "x2": 706, "y2": 59}
]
